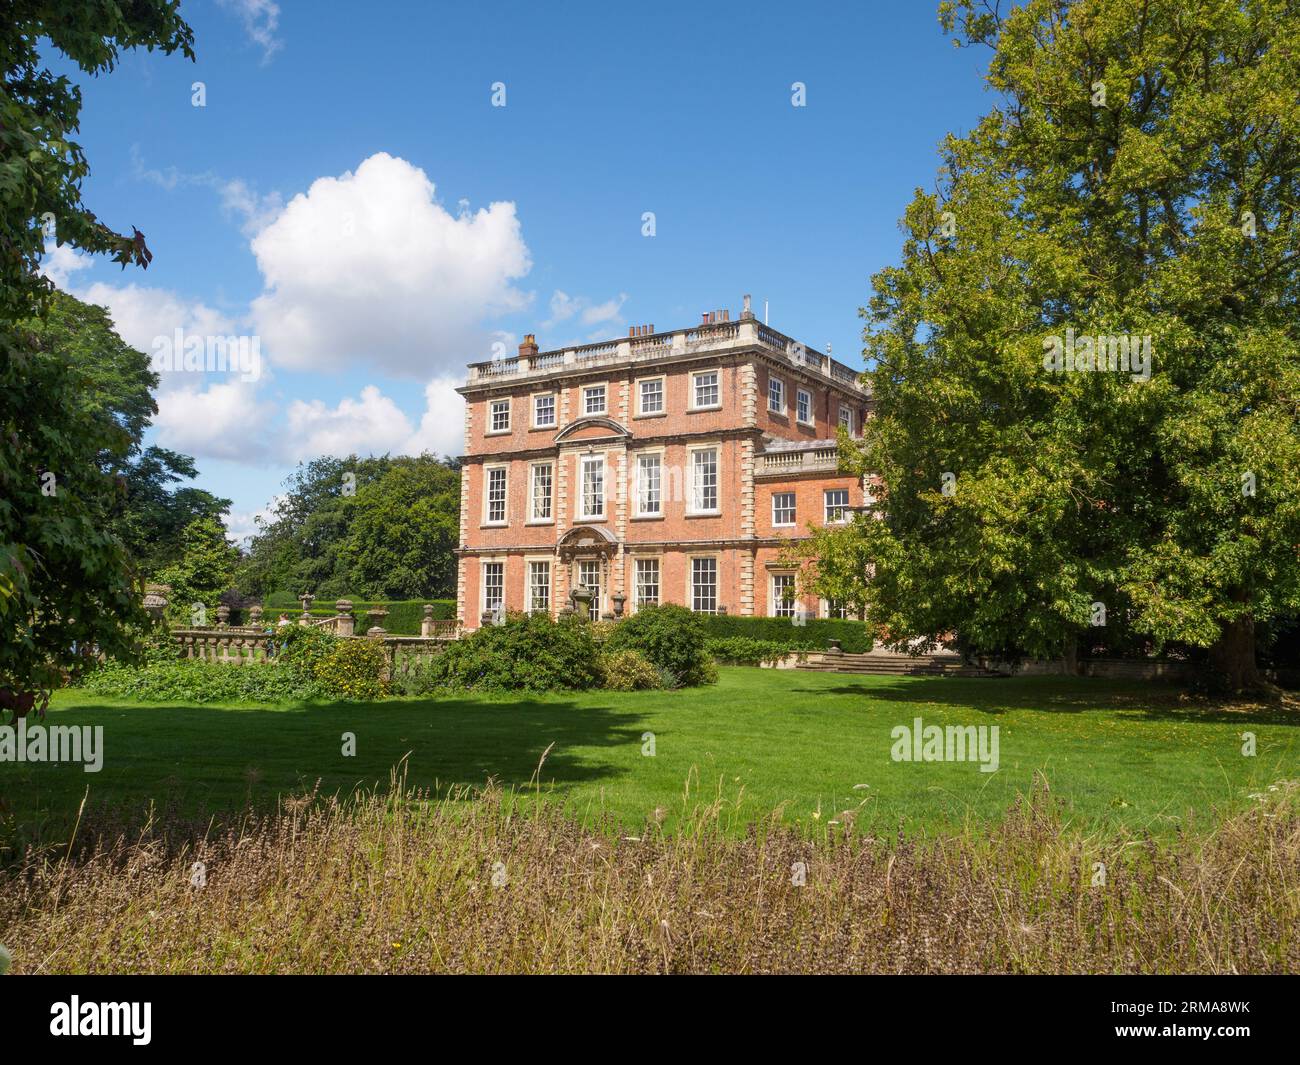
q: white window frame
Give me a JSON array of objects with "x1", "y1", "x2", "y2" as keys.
[
  {"x1": 528, "y1": 461, "x2": 553, "y2": 524},
  {"x1": 768, "y1": 375, "x2": 786, "y2": 415},
  {"x1": 689, "y1": 555, "x2": 719, "y2": 614},
  {"x1": 838, "y1": 404, "x2": 854, "y2": 435},
  {"x1": 636, "y1": 375, "x2": 665, "y2": 417},
  {"x1": 634, "y1": 450, "x2": 663, "y2": 518},
  {"x1": 483, "y1": 464, "x2": 508, "y2": 526},
  {"x1": 796, "y1": 388, "x2": 813, "y2": 425},
  {"x1": 576, "y1": 559, "x2": 603, "y2": 620},
  {"x1": 691, "y1": 370, "x2": 720, "y2": 410},
  {"x1": 770, "y1": 573, "x2": 797, "y2": 618},
  {"x1": 532, "y1": 392, "x2": 556, "y2": 429},
  {"x1": 526, "y1": 557, "x2": 551, "y2": 615},
  {"x1": 687, "y1": 444, "x2": 720, "y2": 515},
  {"x1": 481, "y1": 559, "x2": 505, "y2": 617},
  {"x1": 578, "y1": 454, "x2": 606, "y2": 520},
  {"x1": 582, "y1": 383, "x2": 607, "y2": 416},
  {"x1": 772, "y1": 491, "x2": 796, "y2": 527},
  {"x1": 633, "y1": 556, "x2": 660, "y2": 611},
  {"x1": 824, "y1": 488, "x2": 850, "y2": 524},
  {"x1": 488, "y1": 398, "x2": 511, "y2": 434}
]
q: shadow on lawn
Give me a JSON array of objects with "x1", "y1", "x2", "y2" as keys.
[
  {"x1": 13, "y1": 696, "x2": 650, "y2": 836},
  {"x1": 788, "y1": 675, "x2": 1300, "y2": 727}
]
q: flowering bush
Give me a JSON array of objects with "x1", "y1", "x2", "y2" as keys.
[
  {"x1": 596, "y1": 649, "x2": 661, "y2": 691},
  {"x1": 313, "y1": 638, "x2": 388, "y2": 701}
]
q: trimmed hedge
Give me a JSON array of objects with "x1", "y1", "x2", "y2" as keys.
[
  {"x1": 696, "y1": 615, "x2": 873, "y2": 653},
  {"x1": 255, "y1": 597, "x2": 456, "y2": 635}
]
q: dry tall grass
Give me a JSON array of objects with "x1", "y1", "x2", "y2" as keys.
[{"x1": 2, "y1": 775, "x2": 1296, "y2": 974}]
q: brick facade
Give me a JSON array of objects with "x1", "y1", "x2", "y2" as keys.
[{"x1": 456, "y1": 303, "x2": 871, "y2": 629}]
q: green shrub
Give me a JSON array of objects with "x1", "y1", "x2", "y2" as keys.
[
  {"x1": 706, "y1": 637, "x2": 797, "y2": 665},
  {"x1": 695, "y1": 615, "x2": 872, "y2": 653},
  {"x1": 605, "y1": 604, "x2": 714, "y2": 687},
  {"x1": 314, "y1": 639, "x2": 388, "y2": 700},
  {"x1": 426, "y1": 612, "x2": 600, "y2": 692},
  {"x1": 80, "y1": 659, "x2": 321, "y2": 704},
  {"x1": 597, "y1": 649, "x2": 662, "y2": 691},
  {"x1": 276, "y1": 625, "x2": 338, "y2": 684}
]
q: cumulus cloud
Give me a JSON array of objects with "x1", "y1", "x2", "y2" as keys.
[
  {"x1": 151, "y1": 378, "x2": 276, "y2": 461},
  {"x1": 226, "y1": 495, "x2": 283, "y2": 547},
  {"x1": 76, "y1": 281, "x2": 238, "y2": 357},
  {"x1": 249, "y1": 153, "x2": 532, "y2": 377},
  {"x1": 282, "y1": 378, "x2": 464, "y2": 463}
]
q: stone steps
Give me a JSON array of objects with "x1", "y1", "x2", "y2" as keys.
[{"x1": 796, "y1": 653, "x2": 1002, "y2": 678}]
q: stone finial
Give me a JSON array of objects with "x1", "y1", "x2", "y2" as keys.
[
  {"x1": 365, "y1": 607, "x2": 389, "y2": 637},
  {"x1": 248, "y1": 604, "x2": 264, "y2": 627},
  {"x1": 421, "y1": 604, "x2": 434, "y2": 638},
  {"x1": 216, "y1": 604, "x2": 231, "y2": 628}
]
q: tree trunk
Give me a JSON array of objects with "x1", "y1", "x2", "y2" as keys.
[
  {"x1": 1062, "y1": 634, "x2": 1079, "y2": 677},
  {"x1": 1208, "y1": 613, "x2": 1262, "y2": 692}
]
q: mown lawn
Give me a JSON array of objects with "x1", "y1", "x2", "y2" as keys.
[{"x1": 6, "y1": 668, "x2": 1297, "y2": 843}]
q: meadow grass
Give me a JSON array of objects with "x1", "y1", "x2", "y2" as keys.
[{"x1": 1, "y1": 774, "x2": 1295, "y2": 974}]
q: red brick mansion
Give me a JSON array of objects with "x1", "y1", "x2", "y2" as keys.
[{"x1": 455, "y1": 296, "x2": 871, "y2": 629}]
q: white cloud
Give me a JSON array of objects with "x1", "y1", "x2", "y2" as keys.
[
  {"x1": 282, "y1": 379, "x2": 464, "y2": 464},
  {"x1": 541, "y1": 289, "x2": 627, "y2": 332},
  {"x1": 76, "y1": 281, "x2": 238, "y2": 358},
  {"x1": 39, "y1": 243, "x2": 94, "y2": 289},
  {"x1": 249, "y1": 152, "x2": 532, "y2": 377},
  {"x1": 151, "y1": 378, "x2": 275, "y2": 461},
  {"x1": 218, "y1": 0, "x2": 283, "y2": 64},
  {"x1": 402, "y1": 377, "x2": 469, "y2": 458},
  {"x1": 226, "y1": 495, "x2": 283, "y2": 547},
  {"x1": 130, "y1": 146, "x2": 282, "y2": 236}
]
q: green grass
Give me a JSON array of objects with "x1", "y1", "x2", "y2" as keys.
[{"x1": 7, "y1": 668, "x2": 1297, "y2": 844}]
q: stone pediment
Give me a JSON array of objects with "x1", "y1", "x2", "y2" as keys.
[
  {"x1": 555, "y1": 416, "x2": 630, "y2": 443},
  {"x1": 557, "y1": 524, "x2": 618, "y2": 556}
]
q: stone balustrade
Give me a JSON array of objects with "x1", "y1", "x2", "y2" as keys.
[{"x1": 464, "y1": 318, "x2": 865, "y2": 392}]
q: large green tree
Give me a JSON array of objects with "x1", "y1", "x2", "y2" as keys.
[
  {"x1": 237, "y1": 455, "x2": 462, "y2": 601},
  {"x1": 0, "y1": 2, "x2": 194, "y2": 715},
  {"x1": 805, "y1": 0, "x2": 1300, "y2": 691}
]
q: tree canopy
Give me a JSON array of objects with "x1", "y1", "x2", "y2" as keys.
[{"x1": 803, "y1": 0, "x2": 1300, "y2": 690}]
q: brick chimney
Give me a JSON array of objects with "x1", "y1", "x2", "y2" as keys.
[{"x1": 518, "y1": 333, "x2": 538, "y2": 357}]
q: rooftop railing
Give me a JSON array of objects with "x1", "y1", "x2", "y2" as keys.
[{"x1": 465, "y1": 319, "x2": 866, "y2": 393}]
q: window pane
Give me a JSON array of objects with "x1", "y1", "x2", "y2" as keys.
[
  {"x1": 584, "y1": 386, "x2": 606, "y2": 414},
  {"x1": 487, "y1": 468, "x2": 507, "y2": 523},
  {"x1": 637, "y1": 454, "x2": 661, "y2": 515},
  {"x1": 483, "y1": 563, "x2": 504, "y2": 612},
  {"x1": 531, "y1": 464, "x2": 552, "y2": 520},
  {"x1": 773, "y1": 492, "x2": 795, "y2": 525},
  {"x1": 578, "y1": 560, "x2": 601, "y2": 620},
  {"x1": 824, "y1": 489, "x2": 849, "y2": 522},
  {"x1": 772, "y1": 574, "x2": 797, "y2": 617},
  {"x1": 635, "y1": 558, "x2": 660, "y2": 608},
  {"x1": 640, "y1": 379, "x2": 663, "y2": 414},
  {"x1": 490, "y1": 400, "x2": 510, "y2": 432},
  {"x1": 694, "y1": 372, "x2": 718, "y2": 407},
  {"x1": 528, "y1": 561, "x2": 550, "y2": 613},
  {"x1": 797, "y1": 390, "x2": 810, "y2": 423},
  {"x1": 534, "y1": 395, "x2": 555, "y2": 426},
  {"x1": 692, "y1": 449, "x2": 717, "y2": 511},
  {"x1": 768, "y1": 378, "x2": 784, "y2": 412},
  {"x1": 582, "y1": 458, "x2": 604, "y2": 517},
  {"x1": 691, "y1": 557, "x2": 717, "y2": 613}
]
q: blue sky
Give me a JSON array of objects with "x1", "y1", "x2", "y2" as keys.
[{"x1": 41, "y1": 0, "x2": 992, "y2": 540}]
